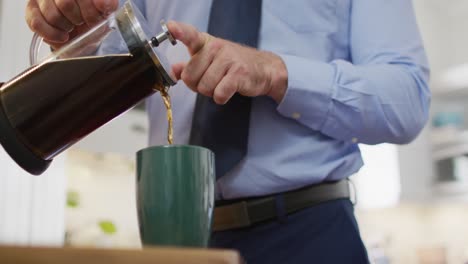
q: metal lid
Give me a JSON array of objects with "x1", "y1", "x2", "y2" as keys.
[{"x1": 115, "y1": 0, "x2": 176, "y2": 87}]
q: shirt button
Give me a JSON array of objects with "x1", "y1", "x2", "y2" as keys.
[
  {"x1": 352, "y1": 137, "x2": 358, "y2": 143},
  {"x1": 292, "y1": 112, "x2": 301, "y2": 120}
]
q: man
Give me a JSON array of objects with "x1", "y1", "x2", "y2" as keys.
[{"x1": 26, "y1": 0, "x2": 430, "y2": 263}]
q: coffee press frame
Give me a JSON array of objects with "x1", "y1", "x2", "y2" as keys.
[{"x1": 117, "y1": 0, "x2": 177, "y2": 87}]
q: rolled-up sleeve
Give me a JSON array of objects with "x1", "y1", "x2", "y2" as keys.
[{"x1": 277, "y1": 0, "x2": 430, "y2": 145}]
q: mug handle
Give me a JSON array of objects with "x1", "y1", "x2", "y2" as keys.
[{"x1": 29, "y1": 33, "x2": 44, "y2": 66}]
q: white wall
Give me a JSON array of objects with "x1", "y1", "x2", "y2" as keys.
[
  {"x1": 396, "y1": 0, "x2": 467, "y2": 202},
  {"x1": 397, "y1": 0, "x2": 468, "y2": 203},
  {"x1": 0, "y1": 0, "x2": 66, "y2": 246}
]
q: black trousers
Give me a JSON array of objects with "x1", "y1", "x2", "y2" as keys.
[{"x1": 210, "y1": 199, "x2": 369, "y2": 264}]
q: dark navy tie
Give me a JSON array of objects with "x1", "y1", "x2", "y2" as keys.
[{"x1": 189, "y1": 0, "x2": 262, "y2": 179}]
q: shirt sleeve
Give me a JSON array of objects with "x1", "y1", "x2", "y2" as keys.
[{"x1": 276, "y1": 0, "x2": 431, "y2": 145}]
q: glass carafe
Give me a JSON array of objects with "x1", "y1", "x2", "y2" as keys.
[{"x1": 0, "y1": 0, "x2": 176, "y2": 175}]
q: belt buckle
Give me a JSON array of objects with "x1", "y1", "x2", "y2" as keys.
[{"x1": 213, "y1": 201, "x2": 251, "y2": 231}]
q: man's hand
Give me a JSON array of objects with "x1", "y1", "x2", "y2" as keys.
[
  {"x1": 167, "y1": 21, "x2": 288, "y2": 105},
  {"x1": 25, "y1": 0, "x2": 118, "y2": 45}
]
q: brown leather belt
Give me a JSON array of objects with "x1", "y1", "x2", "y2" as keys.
[{"x1": 213, "y1": 180, "x2": 350, "y2": 232}]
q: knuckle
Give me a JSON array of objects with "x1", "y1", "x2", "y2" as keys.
[
  {"x1": 43, "y1": 9, "x2": 64, "y2": 26},
  {"x1": 26, "y1": 0, "x2": 35, "y2": 10},
  {"x1": 29, "y1": 17, "x2": 42, "y2": 32},
  {"x1": 214, "y1": 92, "x2": 228, "y2": 105},
  {"x1": 82, "y1": 9, "x2": 102, "y2": 25},
  {"x1": 197, "y1": 84, "x2": 213, "y2": 97},
  {"x1": 199, "y1": 88, "x2": 213, "y2": 97},
  {"x1": 217, "y1": 82, "x2": 237, "y2": 104},
  {"x1": 83, "y1": 14, "x2": 100, "y2": 25},
  {"x1": 197, "y1": 80, "x2": 208, "y2": 91},
  {"x1": 218, "y1": 49, "x2": 231, "y2": 62},
  {"x1": 181, "y1": 71, "x2": 197, "y2": 88},
  {"x1": 205, "y1": 46, "x2": 216, "y2": 58},
  {"x1": 27, "y1": 0, "x2": 38, "y2": 9},
  {"x1": 232, "y1": 63, "x2": 247, "y2": 76},
  {"x1": 207, "y1": 38, "x2": 223, "y2": 51},
  {"x1": 227, "y1": 83, "x2": 238, "y2": 96},
  {"x1": 220, "y1": 43, "x2": 234, "y2": 54},
  {"x1": 55, "y1": 0, "x2": 75, "y2": 13}
]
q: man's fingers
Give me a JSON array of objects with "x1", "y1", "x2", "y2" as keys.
[
  {"x1": 166, "y1": 20, "x2": 241, "y2": 103},
  {"x1": 197, "y1": 56, "x2": 230, "y2": 97},
  {"x1": 171, "y1": 62, "x2": 186, "y2": 81},
  {"x1": 55, "y1": 0, "x2": 84, "y2": 26},
  {"x1": 214, "y1": 73, "x2": 238, "y2": 105},
  {"x1": 181, "y1": 39, "x2": 222, "y2": 89},
  {"x1": 92, "y1": 0, "x2": 119, "y2": 16},
  {"x1": 26, "y1": 1, "x2": 69, "y2": 42},
  {"x1": 37, "y1": 0, "x2": 75, "y2": 32},
  {"x1": 26, "y1": 0, "x2": 119, "y2": 45},
  {"x1": 77, "y1": 0, "x2": 105, "y2": 26},
  {"x1": 167, "y1": 20, "x2": 208, "y2": 56}
]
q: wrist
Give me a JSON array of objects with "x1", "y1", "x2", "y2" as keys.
[{"x1": 266, "y1": 52, "x2": 288, "y2": 103}]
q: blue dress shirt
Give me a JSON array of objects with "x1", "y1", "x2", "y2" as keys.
[{"x1": 135, "y1": 0, "x2": 430, "y2": 199}]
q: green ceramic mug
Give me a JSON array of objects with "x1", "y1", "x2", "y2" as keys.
[{"x1": 136, "y1": 145, "x2": 215, "y2": 247}]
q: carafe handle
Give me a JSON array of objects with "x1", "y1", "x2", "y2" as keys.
[{"x1": 29, "y1": 33, "x2": 43, "y2": 66}]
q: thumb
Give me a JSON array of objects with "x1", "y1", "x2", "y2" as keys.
[{"x1": 167, "y1": 20, "x2": 209, "y2": 55}]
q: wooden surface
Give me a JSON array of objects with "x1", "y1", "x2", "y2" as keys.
[{"x1": 0, "y1": 246, "x2": 243, "y2": 264}]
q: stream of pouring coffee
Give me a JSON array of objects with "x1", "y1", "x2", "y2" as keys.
[{"x1": 159, "y1": 89, "x2": 173, "y2": 145}]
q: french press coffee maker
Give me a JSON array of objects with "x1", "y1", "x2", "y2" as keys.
[{"x1": 0, "y1": 0, "x2": 177, "y2": 175}]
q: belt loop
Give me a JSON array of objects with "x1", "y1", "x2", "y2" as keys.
[
  {"x1": 274, "y1": 194, "x2": 287, "y2": 223},
  {"x1": 347, "y1": 178, "x2": 358, "y2": 206}
]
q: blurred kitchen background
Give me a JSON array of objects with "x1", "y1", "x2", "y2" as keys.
[{"x1": 2, "y1": 0, "x2": 468, "y2": 263}]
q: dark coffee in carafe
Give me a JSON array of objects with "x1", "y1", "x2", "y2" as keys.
[{"x1": 1, "y1": 53, "x2": 163, "y2": 160}]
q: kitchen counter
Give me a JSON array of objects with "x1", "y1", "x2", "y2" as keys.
[{"x1": 0, "y1": 246, "x2": 242, "y2": 264}]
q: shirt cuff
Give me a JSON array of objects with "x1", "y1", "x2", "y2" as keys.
[{"x1": 276, "y1": 54, "x2": 336, "y2": 131}]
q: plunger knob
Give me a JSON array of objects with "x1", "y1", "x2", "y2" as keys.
[{"x1": 151, "y1": 20, "x2": 177, "y2": 47}]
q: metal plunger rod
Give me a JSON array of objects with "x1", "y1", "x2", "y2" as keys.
[{"x1": 151, "y1": 20, "x2": 177, "y2": 47}]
